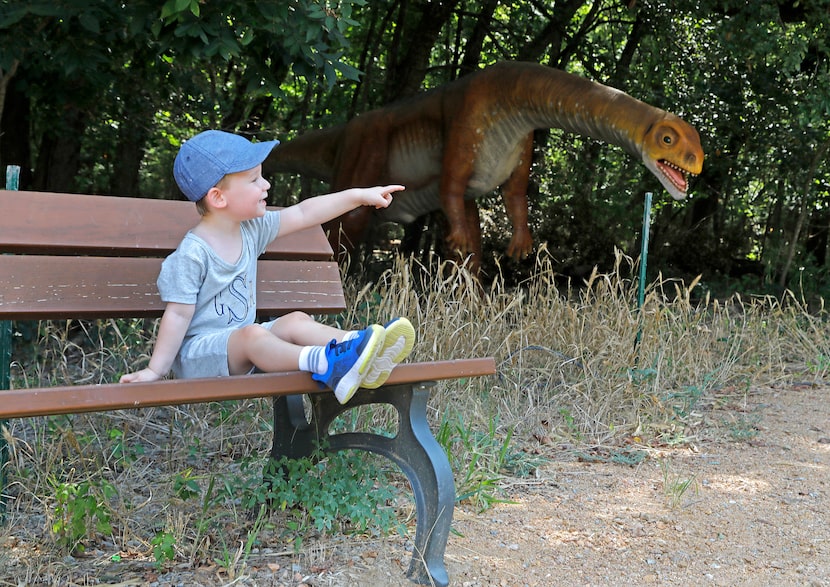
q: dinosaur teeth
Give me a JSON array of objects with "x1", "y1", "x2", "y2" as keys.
[
  {"x1": 660, "y1": 159, "x2": 698, "y2": 177},
  {"x1": 657, "y1": 160, "x2": 692, "y2": 192}
]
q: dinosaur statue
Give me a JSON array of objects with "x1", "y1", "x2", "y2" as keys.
[{"x1": 263, "y1": 61, "x2": 704, "y2": 266}]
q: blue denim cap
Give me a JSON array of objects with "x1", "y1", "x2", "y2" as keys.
[{"x1": 173, "y1": 130, "x2": 279, "y2": 202}]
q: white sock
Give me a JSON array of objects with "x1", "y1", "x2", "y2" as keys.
[
  {"x1": 299, "y1": 345, "x2": 328, "y2": 375},
  {"x1": 298, "y1": 332, "x2": 360, "y2": 375}
]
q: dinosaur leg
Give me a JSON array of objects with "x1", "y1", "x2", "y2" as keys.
[
  {"x1": 439, "y1": 129, "x2": 477, "y2": 255},
  {"x1": 401, "y1": 215, "x2": 427, "y2": 259},
  {"x1": 439, "y1": 178, "x2": 473, "y2": 256},
  {"x1": 463, "y1": 199, "x2": 483, "y2": 273},
  {"x1": 502, "y1": 133, "x2": 534, "y2": 260}
]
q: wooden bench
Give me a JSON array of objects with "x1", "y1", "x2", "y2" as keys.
[{"x1": 0, "y1": 187, "x2": 496, "y2": 587}]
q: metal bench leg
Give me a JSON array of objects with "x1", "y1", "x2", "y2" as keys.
[
  {"x1": 308, "y1": 382, "x2": 454, "y2": 587},
  {"x1": 269, "y1": 394, "x2": 318, "y2": 460}
]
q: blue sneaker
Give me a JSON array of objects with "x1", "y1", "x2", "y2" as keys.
[
  {"x1": 361, "y1": 318, "x2": 416, "y2": 389},
  {"x1": 312, "y1": 324, "x2": 385, "y2": 404}
]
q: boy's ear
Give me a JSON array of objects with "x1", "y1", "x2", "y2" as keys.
[{"x1": 204, "y1": 186, "x2": 227, "y2": 209}]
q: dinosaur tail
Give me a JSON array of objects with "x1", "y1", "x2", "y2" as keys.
[{"x1": 263, "y1": 125, "x2": 344, "y2": 182}]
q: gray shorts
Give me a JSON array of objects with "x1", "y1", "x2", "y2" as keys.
[{"x1": 172, "y1": 319, "x2": 278, "y2": 379}]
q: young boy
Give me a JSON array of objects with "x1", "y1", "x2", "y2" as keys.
[{"x1": 120, "y1": 130, "x2": 415, "y2": 404}]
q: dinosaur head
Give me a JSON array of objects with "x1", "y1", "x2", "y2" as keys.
[{"x1": 640, "y1": 116, "x2": 704, "y2": 200}]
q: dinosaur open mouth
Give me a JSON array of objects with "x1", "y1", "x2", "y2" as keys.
[{"x1": 657, "y1": 160, "x2": 693, "y2": 193}]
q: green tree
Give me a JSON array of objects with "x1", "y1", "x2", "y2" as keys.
[
  {"x1": 0, "y1": 0, "x2": 365, "y2": 194},
  {"x1": 1, "y1": 0, "x2": 828, "y2": 293}
]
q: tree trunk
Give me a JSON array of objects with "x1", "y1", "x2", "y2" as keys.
[
  {"x1": 384, "y1": 0, "x2": 461, "y2": 103},
  {"x1": 31, "y1": 105, "x2": 87, "y2": 193},
  {"x1": 805, "y1": 206, "x2": 829, "y2": 267},
  {"x1": 457, "y1": 0, "x2": 500, "y2": 76},
  {"x1": 110, "y1": 125, "x2": 147, "y2": 198},
  {"x1": 0, "y1": 60, "x2": 20, "y2": 144},
  {"x1": 347, "y1": 3, "x2": 396, "y2": 115},
  {"x1": 776, "y1": 140, "x2": 830, "y2": 288},
  {"x1": 518, "y1": 0, "x2": 590, "y2": 65},
  {"x1": 0, "y1": 77, "x2": 32, "y2": 189}
]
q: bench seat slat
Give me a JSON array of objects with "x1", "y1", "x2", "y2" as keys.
[
  {"x1": 0, "y1": 255, "x2": 346, "y2": 319},
  {"x1": 0, "y1": 190, "x2": 333, "y2": 260},
  {"x1": 0, "y1": 358, "x2": 496, "y2": 419}
]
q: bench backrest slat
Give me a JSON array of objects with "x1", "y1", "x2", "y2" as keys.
[
  {"x1": 0, "y1": 255, "x2": 345, "y2": 320},
  {"x1": 0, "y1": 190, "x2": 347, "y2": 322},
  {"x1": 0, "y1": 190, "x2": 333, "y2": 260}
]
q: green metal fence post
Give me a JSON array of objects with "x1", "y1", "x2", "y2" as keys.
[
  {"x1": 633, "y1": 191, "x2": 653, "y2": 360},
  {"x1": 1, "y1": 164, "x2": 21, "y2": 519}
]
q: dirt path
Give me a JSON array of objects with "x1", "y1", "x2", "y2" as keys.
[
  {"x1": 2, "y1": 383, "x2": 828, "y2": 586},
  {"x1": 334, "y1": 383, "x2": 830, "y2": 586}
]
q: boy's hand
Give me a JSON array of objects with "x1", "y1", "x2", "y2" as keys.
[
  {"x1": 368, "y1": 184, "x2": 404, "y2": 209},
  {"x1": 278, "y1": 184, "x2": 406, "y2": 237},
  {"x1": 120, "y1": 367, "x2": 163, "y2": 383}
]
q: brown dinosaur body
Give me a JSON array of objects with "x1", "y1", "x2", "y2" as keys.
[{"x1": 264, "y1": 61, "x2": 703, "y2": 263}]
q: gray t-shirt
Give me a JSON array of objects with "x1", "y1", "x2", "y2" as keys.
[{"x1": 157, "y1": 210, "x2": 281, "y2": 378}]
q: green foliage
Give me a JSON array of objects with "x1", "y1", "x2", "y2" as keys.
[
  {"x1": 155, "y1": 0, "x2": 365, "y2": 90},
  {"x1": 213, "y1": 448, "x2": 403, "y2": 552},
  {"x1": 213, "y1": 504, "x2": 270, "y2": 577},
  {"x1": 728, "y1": 415, "x2": 761, "y2": 442},
  {"x1": 557, "y1": 407, "x2": 583, "y2": 442},
  {"x1": 151, "y1": 531, "x2": 177, "y2": 569},
  {"x1": 659, "y1": 458, "x2": 699, "y2": 509},
  {"x1": 808, "y1": 354, "x2": 830, "y2": 376},
  {"x1": 107, "y1": 428, "x2": 145, "y2": 465},
  {"x1": 435, "y1": 410, "x2": 545, "y2": 512},
  {"x1": 3, "y1": 1, "x2": 830, "y2": 287},
  {"x1": 50, "y1": 478, "x2": 116, "y2": 553},
  {"x1": 172, "y1": 468, "x2": 202, "y2": 501},
  {"x1": 264, "y1": 450, "x2": 403, "y2": 550}
]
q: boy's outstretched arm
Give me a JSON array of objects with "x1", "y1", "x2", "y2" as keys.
[{"x1": 277, "y1": 185, "x2": 404, "y2": 237}]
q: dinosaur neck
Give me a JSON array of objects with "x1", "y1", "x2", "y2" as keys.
[{"x1": 499, "y1": 65, "x2": 662, "y2": 158}]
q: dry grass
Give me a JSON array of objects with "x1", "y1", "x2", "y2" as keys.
[
  {"x1": 1, "y1": 250, "x2": 828, "y2": 582},
  {"x1": 341, "y1": 249, "x2": 828, "y2": 445}
]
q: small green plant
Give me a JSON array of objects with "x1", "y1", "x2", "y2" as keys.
[
  {"x1": 172, "y1": 468, "x2": 202, "y2": 501},
  {"x1": 610, "y1": 448, "x2": 648, "y2": 466},
  {"x1": 807, "y1": 354, "x2": 830, "y2": 376},
  {"x1": 107, "y1": 427, "x2": 145, "y2": 464},
  {"x1": 558, "y1": 407, "x2": 583, "y2": 441},
  {"x1": 436, "y1": 410, "x2": 544, "y2": 512},
  {"x1": 268, "y1": 450, "x2": 402, "y2": 550},
  {"x1": 184, "y1": 475, "x2": 227, "y2": 567},
  {"x1": 151, "y1": 531, "x2": 176, "y2": 569},
  {"x1": 729, "y1": 415, "x2": 761, "y2": 442},
  {"x1": 664, "y1": 384, "x2": 704, "y2": 419},
  {"x1": 214, "y1": 447, "x2": 403, "y2": 553},
  {"x1": 51, "y1": 478, "x2": 116, "y2": 552},
  {"x1": 213, "y1": 503, "x2": 269, "y2": 578},
  {"x1": 659, "y1": 459, "x2": 699, "y2": 509}
]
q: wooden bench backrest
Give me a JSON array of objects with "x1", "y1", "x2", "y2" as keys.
[{"x1": 0, "y1": 190, "x2": 347, "y2": 320}]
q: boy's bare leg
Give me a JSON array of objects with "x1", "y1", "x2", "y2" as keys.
[
  {"x1": 267, "y1": 311, "x2": 349, "y2": 346},
  {"x1": 228, "y1": 315, "x2": 386, "y2": 404},
  {"x1": 226, "y1": 312, "x2": 352, "y2": 375},
  {"x1": 227, "y1": 324, "x2": 304, "y2": 375}
]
